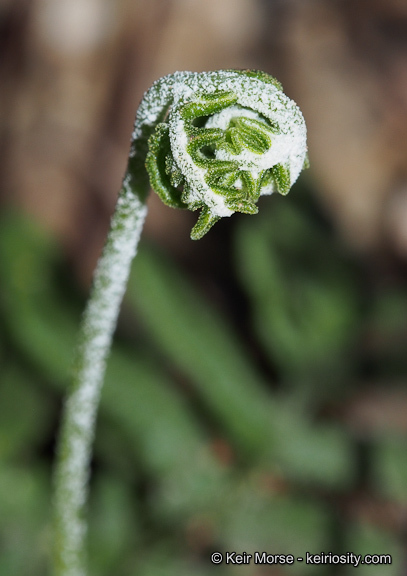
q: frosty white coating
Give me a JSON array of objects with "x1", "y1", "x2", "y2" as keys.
[
  {"x1": 53, "y1": 184, "x2": 147, "y2": 576},
  {"x1": 133, "y1": 70, "x2": 307, "y2": 221}
]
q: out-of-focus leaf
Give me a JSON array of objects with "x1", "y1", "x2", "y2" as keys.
[
  {"x1": 127, "y1": 242, "x2": 276, "y2": 460},
  {"x1": 101, "y1": 349, "x2": 341, "y2": 574},
  {"x1": 137, "y1": 546, "x2": 212, "y2": 576},
  {"x1": 0, "y1": 465, "x2": 50, "y2": 576},
  {"x1": 88, "y1": 473, "x2": 140, "y2": 576},
  {"x1": 0, "y1": 366, "x2": 53, "y2": 460},
  {"x1": 272, "y1": 407, "x2": 352, "y2": 487},
  {"x1": 347, "y1": 522, "x2": 399, "y2": 575},
  {"x1": 366, "y1": 289, "x2": 407, "y2": 376},
  {"x1": 102, "y1": 350, "x2": 347, "y2": 562},
  {"x1": 234, "y1": 198, "x2": 359, "y2": 397},
  {"x1": 219, "y1": 488, "x2": 330, "y2": 575},
  {"x1": 127, "y1": 241, "x2": 352, "y2": 488},
  {"x1": 102, "y1": 347, "x2": 228, "y2": 519},
  {"x1": 375, "y1": 436, "x2": 407, "y2": 501},
  {"x1": 0, "y1": 212, "x2": 77, "y2": 382}
]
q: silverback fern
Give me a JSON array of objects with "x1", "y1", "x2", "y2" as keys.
[{"x1": 52, "y1": 70, "x2": 308, "y2": 576}]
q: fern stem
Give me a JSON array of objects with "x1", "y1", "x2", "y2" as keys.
[
  {"x1": 52, "y1": 177, "x2": 147, "y2": 576},
  {"x1": 51, "y1": 69, "x2": 307, "y2": 576}
]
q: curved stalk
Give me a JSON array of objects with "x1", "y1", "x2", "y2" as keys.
[{"x1": 53, "y1": 177, "x2": 148, "y2": 576}]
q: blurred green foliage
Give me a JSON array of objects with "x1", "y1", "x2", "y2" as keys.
[{"x1": 1, "y1": 188, "x2": 407, "y2": 575}]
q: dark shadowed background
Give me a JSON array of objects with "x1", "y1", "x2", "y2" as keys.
[{"x1": 1, "y1": 1, "x2": 407, "y2": 574}]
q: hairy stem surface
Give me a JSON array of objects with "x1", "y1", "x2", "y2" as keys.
[{"x1": 53, "y1": 177, "x2": 147, "y2": 576}]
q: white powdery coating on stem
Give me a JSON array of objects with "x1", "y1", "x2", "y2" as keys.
[{"x1": 54, "y1": 178, "x2": 147, "y2": 576}]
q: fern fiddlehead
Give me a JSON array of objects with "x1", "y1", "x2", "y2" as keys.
[
  {"x1": 53, "y1": 70, "x2": 307, "y2": 576},
  {"x1": 140, "y1": 70, "x2": 307, "y2": 238}
]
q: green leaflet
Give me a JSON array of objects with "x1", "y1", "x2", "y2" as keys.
[
  {"x1": 186, "y1": 127, "x2": 226, "y2": 168},
  {"x1": 271, "y1": 163, "x2": 291, "y2": 196},
  {"x1": 190, "y1": 207, "x2": 221, "y2": 240},
  {"x1": 223, "y1": 116, "x2": 275, "y2": 155},
  {"x1": 180, "y1": 91, "x2": 238, "y2": 124},
  {"x1": 145, "y1": 123, "x2": 186, "y2": 209}
]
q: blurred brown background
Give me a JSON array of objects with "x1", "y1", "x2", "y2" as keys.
[{"x1": 2, "y1": 0, "x2": 407, "y2": 274}]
